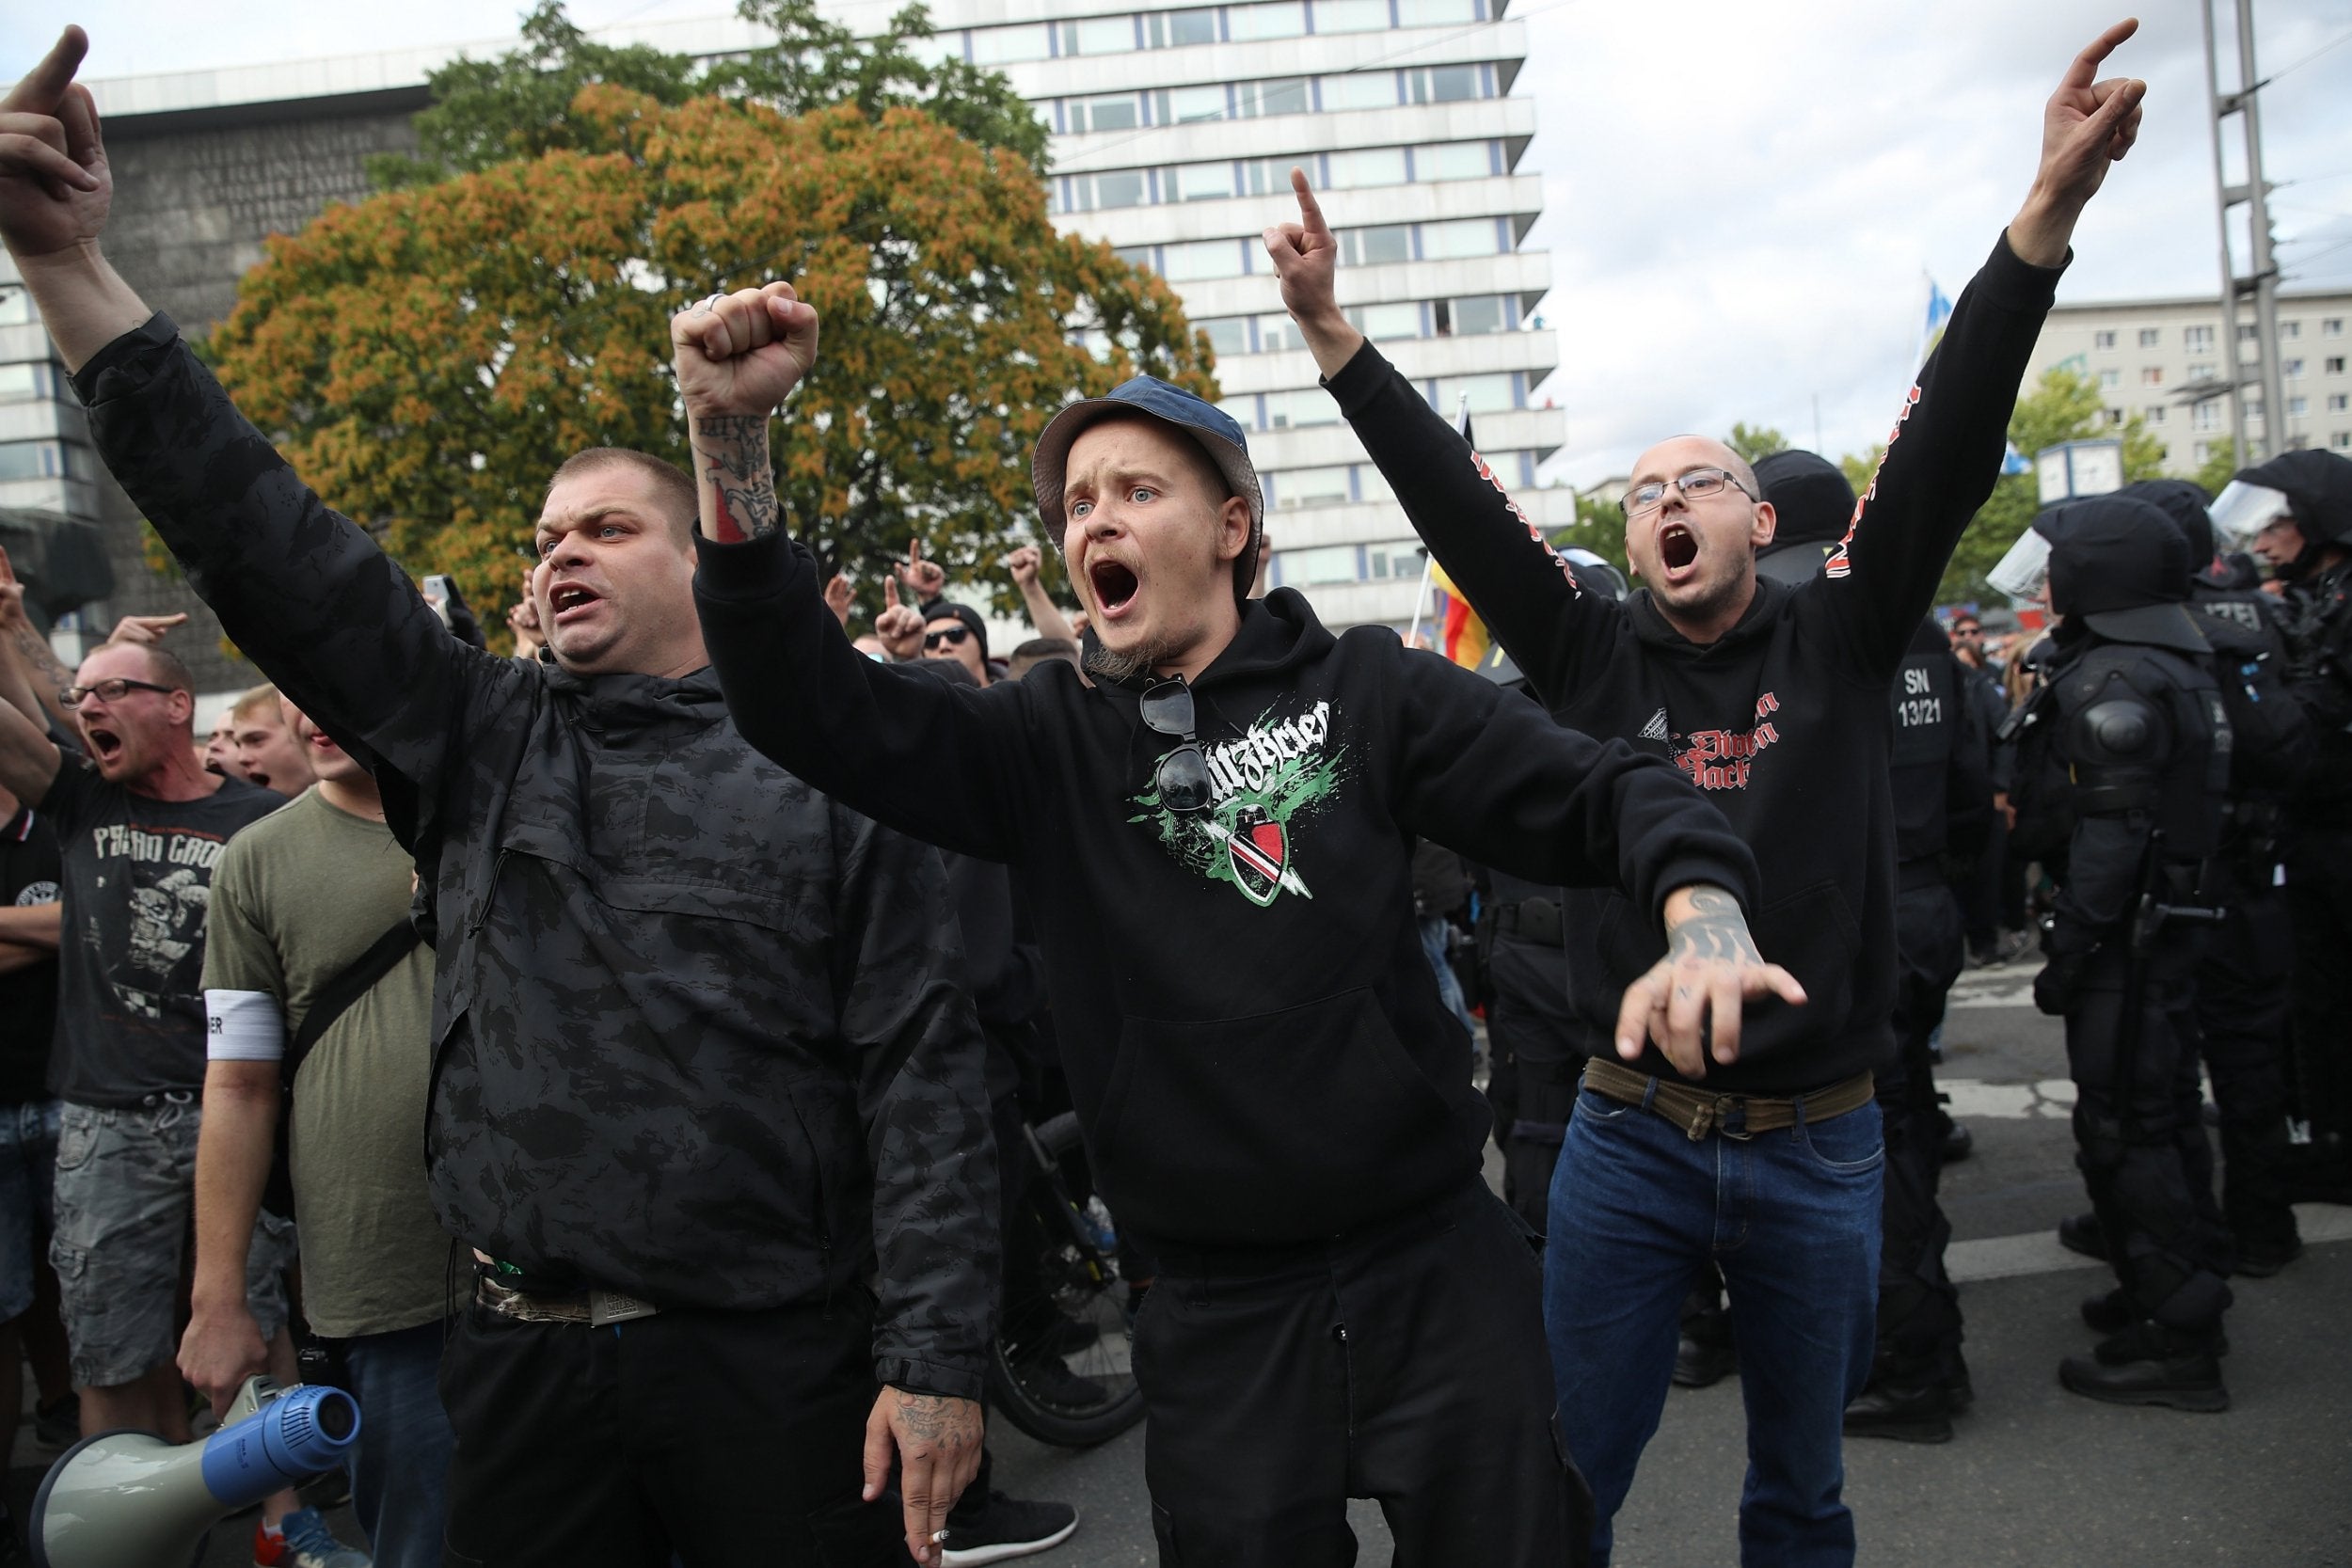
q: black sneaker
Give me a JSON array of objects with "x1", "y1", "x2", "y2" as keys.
[
  {"x1": 33, "y1": 1393, "x2": 79, "y2": 1450},
  {"x1": 2233, "y1": 1234, "x2": 2304, "y2": 1279},
  {"x1": 1672, "y1": 1331, "x2": 1737, "y2": 1389},
  {"x1": 2056, "y1": 1212, "x2": 2108, "y2": 1261},
  {"x1": 2060, "y1": 1340, "x2": 2228, "y2": 1413},
  {"x1": 941, "y1": 1492, "x2": 1079, "y2": 1566},
  {"x1": 1006, "y1": 1347, "x2": 1110, "y2": 1414}
]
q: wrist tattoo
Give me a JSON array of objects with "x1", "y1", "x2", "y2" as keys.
[
  {"x1": 1667, "y1": 887, "x2": 1762, "y2": 967},
  {"x1": 693, "y1": 415, "x2": 779, "y2": 543}
]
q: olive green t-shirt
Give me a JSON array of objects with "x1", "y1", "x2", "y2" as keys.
[{"x1": 201, "y1": 787, "x2": 448, "y2": 1338}]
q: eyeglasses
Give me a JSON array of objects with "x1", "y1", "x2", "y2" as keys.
[
  {"x1": 1619, "y1": 467, "x2": 1756, "y2": 519},
  {"x1": 923, "y1": 626, "x2": 972, "y2": 650},
  {"x1": 62, "y1": 677, "x2": 179, "y2": 707},
  {"x1": 1139, "y1": 679, "x2": 1213, "y2": 814}
]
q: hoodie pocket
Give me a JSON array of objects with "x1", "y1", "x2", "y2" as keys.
[
  {"x1": 1090, "y1": 988, "x2": 1461, "y2": 1244},
  {"x1": 1751, "y1": 879, "x2": 1861, "y2": 1040}
]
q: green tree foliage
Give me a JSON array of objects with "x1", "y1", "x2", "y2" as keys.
[
  {"x1": 1542, "y1": 486, "x2": 1632, "y2": 578},
  {"x1": 367, "y1": 0, "x2": 1048, "y2": 190},
  {"x1": 2191, "y1": 436, "x2": 2240, "y2": 500},
  {"x1": 1724, "y1": 421, "x2": 1787, "y2": 466},
  {"x1": 1938, "y1": 367, "x2": 2168, "y2": 606},
  {"x1": 208, "y1": 88, "x2": 1203, "y2": 640}
]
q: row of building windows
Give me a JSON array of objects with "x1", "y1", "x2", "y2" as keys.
[
  {"x1": 2110, "y1": 392, "x2": 2352, "y2": 432},
  {"x1": 0, "y1": 439, "x2": 87, "y2": 483},
  {"x1": 1268, "y1": 538, "x2": 1426, "y2": 588},
  {"x1": 1191, "y1": 292, "x2": 1516, "y2": 358},
  {"x1": 1116, "y1": 215, "x2": 1514, "y2": 283},
  {"x1": 2098, "y1": 356, "x2": 2348, "y2": 391},
  {"x1": 1055, "y1": 140, "x2": 1502, "y2": 214},
  {"x1": 0, "y1": 361, "x2": 69, "y2": 405},
  {"x1": 2089, "y1": 317, "x2": 2346, "y2": 352},
  {"x1": 1056, "y1": 63, "x2": 1491, "y2": 135},
  {"x1": 1262, "y1": 448, "x2": 1533, "y2": 513},
  {"x1": 952, "y1": 0, "x2": 1490, "y2": 69},
  {"x1": 1219, "y1": 368, "x2": 1527, "y2": 434}
]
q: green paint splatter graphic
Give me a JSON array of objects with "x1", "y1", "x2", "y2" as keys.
[{"x1": 1129, "y1": 703, "x2": 1348, "y2": 906}]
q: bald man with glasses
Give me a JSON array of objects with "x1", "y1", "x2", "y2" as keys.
[{"x1": 1266, "y1": 21, "x2": 2148, "y2": 1563}]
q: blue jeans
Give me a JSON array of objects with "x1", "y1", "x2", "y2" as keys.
[
  {"x1": 1417, "y1": 914, "x2": 1478, "y2": 1037},
  {"x1": 342, "y1": 1319, "x2": 456, "y2": 1568},
  {"x1": 1545, "y1": 1084, "x2": 1882, "y2": 1567}
]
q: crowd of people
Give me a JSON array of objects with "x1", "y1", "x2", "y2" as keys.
[{"x1": 0, "y1": 14, "x2": 2345, "y2": 1568}]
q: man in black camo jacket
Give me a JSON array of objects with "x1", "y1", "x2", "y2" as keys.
[{"x1": 0, "y1": 30, "x2": 997, "y2": 1568}]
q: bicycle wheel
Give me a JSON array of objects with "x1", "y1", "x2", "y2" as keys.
[{"x1": 986, "y1": 1111, "x2": 1146, "y2": 1447}]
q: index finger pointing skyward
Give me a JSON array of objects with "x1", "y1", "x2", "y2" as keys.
[
  {"x1": 1290, "y1": 166, "x2": 1329, "y2": 236},
  {"x1": 2065, "y1": 18, "x2": 2138, "y2": 87},
  {"x1": 1, "y1": 27, "x2": 89, "y2": 116}
]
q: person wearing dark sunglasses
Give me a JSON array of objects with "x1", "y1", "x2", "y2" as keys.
[
  {"x1": 919, "y1": 604, "x2": 993, "y2": 688},
  {"x1": 680, "y1": 277, "x2": 1792, "y2": 1568}
]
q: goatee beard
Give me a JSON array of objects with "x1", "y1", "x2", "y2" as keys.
[{"x1": 1084, "y1": 638, "x2": 1178, "y2": 684}]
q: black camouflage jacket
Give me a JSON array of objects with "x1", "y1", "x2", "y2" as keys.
[{"x1": 73, "y1": 316, "x2": 998, "y2": 1400}]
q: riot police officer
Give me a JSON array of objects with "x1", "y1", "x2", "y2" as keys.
[
  {"x1": 2116, "y1": 479, "x2": 2311, "y2": 1275},
  {"x1": 1471, "y1": 548, "x2": 1628, "y2": 1232},
  {"x1": 1759, "y1": 451, "x2": 1986, "y2": 1441},
  {"x1": 1996, "y1": 496, "x2": 2235, "y2": 1410},
  {"x1": 2224, "y1": 449, "x2": 2352, "y2": 1205}
]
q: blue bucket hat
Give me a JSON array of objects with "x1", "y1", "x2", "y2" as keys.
[{"x1": 1031, "y1": 375, "x2": 1265, "y2": 601}]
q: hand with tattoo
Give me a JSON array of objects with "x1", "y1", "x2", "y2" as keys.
[
  {"x1": 865, "y1": 1386, "x2": 983, "y2": 1567},
  {"x1": 1614, "y1": 884, "x2": 1806, "y2": 1080},
  {"x1": 671, "y1": 282, "x2": 818, "y2": 546}
]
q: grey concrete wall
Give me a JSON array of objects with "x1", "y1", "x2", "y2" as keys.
[{"x1": 85, "y1": 101, "x2": 421, "y2": 694}]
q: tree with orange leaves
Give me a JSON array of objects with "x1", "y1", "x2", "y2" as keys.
[{"x1": 203, "y1": 84, "x2": 1209, "y2": 638}]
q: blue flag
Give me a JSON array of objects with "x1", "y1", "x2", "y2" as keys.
[{"x1": 1925, "y1": 278, "x2": 1954, "y2": 339}]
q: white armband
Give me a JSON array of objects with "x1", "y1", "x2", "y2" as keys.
[{"x1": 206, "y1": 989, "x2": 288, "y2": 1062}]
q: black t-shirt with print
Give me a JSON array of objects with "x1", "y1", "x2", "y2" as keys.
[
  {"x1": 39, "y1": 760, "x2": 280, "y2": 1106},
  {"x1": 0, "y1": 805, "x2": 64, "y2": 1105}
]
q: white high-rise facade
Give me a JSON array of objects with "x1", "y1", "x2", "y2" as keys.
[{"x1": 911, "y1": 0, "x2": 1568, "y2": 628}]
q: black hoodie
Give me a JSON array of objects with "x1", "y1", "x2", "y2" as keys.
[
  {"x1": 1328, "y1": 234, "x2": 2063, "y2": 1095},
  {"x1": 697, "y1": 543, "x2": 1757, "y2": 1249}
]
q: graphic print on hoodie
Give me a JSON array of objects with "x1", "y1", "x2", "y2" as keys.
[{"x1": 1129, "y1": 698, "x2": 1347, "y2": 906}]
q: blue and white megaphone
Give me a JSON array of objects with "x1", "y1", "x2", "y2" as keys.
[{"x1": 31, "y1": 1375, "x2": 360, "y2": 1568}]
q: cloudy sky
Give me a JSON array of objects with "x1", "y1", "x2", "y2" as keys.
[{"x1": 6, "y1": 0, "x2": 2346, "y2": 483}]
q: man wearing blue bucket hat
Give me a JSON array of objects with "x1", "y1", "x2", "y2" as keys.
[{"x1": 679, "y1": 279, "x2": 1802, "y2": 1563}]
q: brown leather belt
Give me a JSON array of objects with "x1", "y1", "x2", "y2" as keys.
[
  {"x1": 477, "y1": 1275, "x2": 660, "y2": 1327},
  {"x1": 1581, "y1": 1056, "x2": 1874, "y2": 1142}
]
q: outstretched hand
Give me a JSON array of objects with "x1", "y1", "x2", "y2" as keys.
[
  {"x1": 2009, "y1": 19, "x2": 2146, "y2": 266},
  {"x1": 1613, "y1": 886, "x2": 1806, "y2": 1080},
  {"x1": 0, "y1": 27, "x2": 109, "y2": 261},
  {"x1": 670, "y1": 282, "x2": 818, "y2": 421}
]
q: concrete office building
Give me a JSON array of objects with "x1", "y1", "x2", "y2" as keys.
[
  {"x1": 2026, "y1": 287, "x2": 2352, "y2": 474},
  {"x1": 4, "y1": 0, "x2": 1562, "y2": 678}
]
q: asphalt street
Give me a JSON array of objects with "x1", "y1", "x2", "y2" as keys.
[{"x1": 12, "y1": 965, "x2": 2350, "y2": 1566}]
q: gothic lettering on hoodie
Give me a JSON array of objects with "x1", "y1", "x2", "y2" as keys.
[
  {"x1": 1130, "y1": 699, "x2": 1349, "y2": 908},
  {"x1": 1667, "y1": 692, "x2": 1783, "y2": 793}
]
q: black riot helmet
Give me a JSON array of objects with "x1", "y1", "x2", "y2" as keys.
[
  {"x1": 2226, "y1": 448, "x2": 2352, "y2": 550},
  {"x1": 2117, "y1": 478, "x2": 2217, "y2": 571},
  {"x1": 1752, "y1": 450, "x2": 1856, "y2": 584},
  {"x1": 2042, "y1": 495, "x2": 2207, "y2": 654}
]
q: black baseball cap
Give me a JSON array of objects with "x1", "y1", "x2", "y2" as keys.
[{"x1": 1032, "y1": 375, "x2": 1264, "y2": 601}]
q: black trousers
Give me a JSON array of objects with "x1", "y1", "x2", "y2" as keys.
[
  {"x1": 2065, "y1": 941, "x2": 2233, "y2": 1330},
  {"x1": 2282, "y1": 822, "x2": 2352, "y2": 1164},
  {"x1": 439, "y1": 1294, "x2": 914, "y2": 1568},
  {"x1": 1135, "y1": 1182, "x2": 1588, "y2": 1567},
  {"x1": 2191, "y1": 879, "x2": 2299, "y2": 1253},
  {"x1": 1877, "y1": 882, "x2": 1964, "y2": 1368}
]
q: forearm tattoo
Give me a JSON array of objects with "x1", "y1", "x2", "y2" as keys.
[
  {"x1": 693, "y1": 415, "x2": 779, "y2": 543},
  {"x1": 1666, "y1": 886, "x2": 1763, "y2": 967},
  {"x1": 896, "y1": 1393, "x2": 977, "y2": 1446},
  {"x1": 9, "y1": 623, "x2": 70, "y2": 705}
]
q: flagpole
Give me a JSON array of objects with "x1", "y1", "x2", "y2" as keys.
[{"x1": 1406, "y1": 550, "x2": 1435, "y2": 648}]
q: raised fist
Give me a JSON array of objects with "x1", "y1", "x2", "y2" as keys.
[{"x1": 671, "y1": 282, "x2": 819, "y2": 421}]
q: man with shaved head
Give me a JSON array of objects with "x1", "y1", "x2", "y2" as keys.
[{"x1": 1268, "y1": 20, "x2": 2146, "y2": 1563}]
